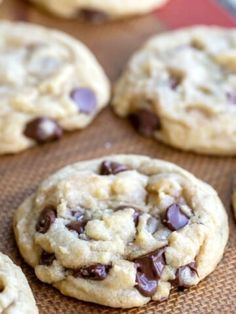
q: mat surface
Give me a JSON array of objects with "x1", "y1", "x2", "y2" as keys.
[{"x1": 0, "y1": 0, "x2": 236, "y2": 313}]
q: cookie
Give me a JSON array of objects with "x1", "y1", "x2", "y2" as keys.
[
  {"x1": 0, "y1": 252, "x2": 38, "y2": 313},
  {"x1": 14, "y1": 155, "x2": 228, "y2": 308},
  {"x1": 29, "y1": 0, "x2": 168, "y2": 20},
  {"x1": 113, "y1": 26, "x2": 236, "y2": 155},
  {"x1": 0, "y1": 21, "x2": 110, "y2": 155}
]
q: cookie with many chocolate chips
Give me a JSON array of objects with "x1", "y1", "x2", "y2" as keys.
[
  {"x1": 0, "y1": 21, "x2": 110, "y2": 154},
  {"x1": 0, "y1": 252, "x2": 38, "y2": 313},
  {"x1": 14, "y1": 155, "x2": 228, "y2": 308},
  {"x1": 113, "y1": 26, "x2": 236, "y2": 155},
  {"x1": 28, "y1": 0, "x2": 169, "y2": 20}
]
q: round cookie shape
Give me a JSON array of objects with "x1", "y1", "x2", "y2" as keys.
[
  {"x1": 0, "y1": 252, "x2": 38, "y2": 314},
  {"x1": 14, "y1": 155, "x2": 228, "y2": 308},
  {"x1": 0, "y1": 21, "x2": 110, "y2": 154},
  {"x1": 29, "y1": 0, "x2": 169, "y2": 20},
  {"x1": 113, "y1": 26, "x2": 236, "y2": 155}
]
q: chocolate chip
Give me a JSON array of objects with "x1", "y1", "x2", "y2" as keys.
[
  {"x1": 146, "y1": 216, "x2": 159, "y2": 234},
  {"x1": 133, "y1": 210, "x2": 142, "y2": 227},
  {"x1": 173, "y1": 262, "x2": 198, "y2": 288},
  {"x1": 24, "y1": 117, "x2": 63, "y2": 143},
  {"x1": 36, "y1": 206, "x2": 57, "y2": 234},
  {"x1": 136, "y1": 272, "x2": 158, "y2": 297},
  {"x1": 70, "y1": 88, "x2": 97, "y2": 114},
  {"x1": 162, "y1": 204, "x2": 189, "y2": 231},
  {"x1": 170, "y1": 77, "x2": 181, "y2": 90},
  {"x1": 74, "y1": 264, "x2": 111, "y2": 280},
  {"x1": 226, "y1": 91, "x2": 236, "y2": 104},
  {"x1": 100, "y1": 160, "x2": 128, "y2": 175},
  {"x1": 168, "y1": 69, "x2": 184, "y2": 90},
  {"x1": 129, "y1": 109, "x2": 161, "y2": 137},
  {"x1": 66, "y1": 214, "x2": 87, "y2": 235},
  {"x1": 134, "y1": 248, "x2": 166, "y2": 297},
  {"x1": 78, "y1": 9, "x2": 109, "y2": 23},
  {"x1": 40, "y1": 251, "x2": 55, "y2": 266}
]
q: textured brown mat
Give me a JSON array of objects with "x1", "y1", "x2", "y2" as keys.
[{"x1": 0, "y1": 0, "x2": 236, "y2": 313}]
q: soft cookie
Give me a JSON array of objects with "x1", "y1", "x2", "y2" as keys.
[
  {"x1": 14, "y1": 155, "x2": 228, "y2": 308},
  {"x1": 113, "y1": 26, "x2": 236, "y2": 155},
  {"x1": 29, "y1": 0, "x2": 168, "y2": 21},
  {"x1": 0, "y1": 21, "x2": 110, "y2": 154},
  {"x1": 0, "y1": 252, "x2": 38, "y2": 313}
]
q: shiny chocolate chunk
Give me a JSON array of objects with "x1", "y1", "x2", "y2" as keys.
[
  {"x1": 74, "y1": 264, "x2": 111, "y2": 280},
  {"x1": 146, "y1": 216, "x2": 159, "y2": 234},
  {"x1": 36, "y1": 206, "x2": 57, "y2": 234},
  {"x1": 66, "y1": 214, "x2": 87, "y2": 235},
  {"x1": 70, "y1": 87, "x2": 97, "y2": 114},
  {"x1": 78, "y1": 9, "x2": 109, "y2": 23},
  {"x1": 136, "y1": 272, "x2": 158, "y2": 297},
  {"x1": 40, "y1": 251, "x2": 55, "y2": 266},
  {"x1": 162, "y1": 204, "x2": 189, "y2": 231},
  {"x1": 24, "y1": 117, "x2": 63, "y2": 143},
  {"x1": 134, "y1": 248, "x2": 166, "y2": 297},
  {"x1": 173, "y1": 262, "x2": 198, "y2": 288},
  {"x1": 100, "y1": 160, "x2": 128, "y2": 175},
  {"x1": 129, "y1": 109, "x2": 161, "y2": 137}
]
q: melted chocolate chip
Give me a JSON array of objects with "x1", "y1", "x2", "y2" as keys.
[
  {"x1": 74, "y1": 264, "x2": 111, "y2": 280},
  {"x1": 66, "y1": 214, "x2": 87, "y2": 235},
  {"x1": 36, "y1": 206, "x2": 57, "y2": 234},
  {"x1": 134, "y1": 248, "x2": 166, "y2": 297},
  {"x1": 78, "y1": 9, "x2": 109, "y2": 23},
  {"x1": 173, "y1": 262, "x2": 198, "y2": 288},
  {"x1": 70, "y1": 88, "x2": 97, "y2": 114},
  {"x1": 146, "y1": 216, "x2": 159, "y2": 234},
  {"x1": 40, "y1": 251, "x2": 55, "y2": 266},
  {"x1": 100, "y1": 160, "x2": 128, "y2": 175},
  {"x1": 129, "y1": 109, "x2": 161, "y2": 137},
  {"x1": 136, "y1": 272, "x2": 158, "y2": 297},
  {"x1": 162, "y1": 204, "x2": 189, "y2": 231},
  {"x1": 24, "y1": 117, "x2": 63, "y2": 143}
]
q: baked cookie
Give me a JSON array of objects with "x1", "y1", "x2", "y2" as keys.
[
  {"x1": 29, "y1": 0, "x2": 168, "y2": 21},
  {"x1": 14, "y1": 155, "x2": 228, "y2": 308},
  {"x1": 0, "y1": 252, "x2": 38, "y2": 313},
  {"x1": 0, "y1": 21, "x2": 110, "y2": 155},
  {"x1": 113, "y1": 26, "x2": 236, "y2": 155}
]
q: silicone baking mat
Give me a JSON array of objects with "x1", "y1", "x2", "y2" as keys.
[{"x1": 0, "y1": 0, "x2": 236, "y2": 313}]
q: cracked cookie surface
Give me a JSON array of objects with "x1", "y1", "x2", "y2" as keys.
[
  {"x1": 0, "y1": 252, "x2": 38, "y2": 314},
  {"x1": 0, "y1": 21, "x2": 110, "y2": 154},
  {"x1": 29, "y1": 0, "x2": 168, "y2": 20},
  {"x1": 14, "y1": 155, "x2": 228, "y2": 308},
  {"x1": 113, "y1": 26, "x2": 236, "y2": 155}
]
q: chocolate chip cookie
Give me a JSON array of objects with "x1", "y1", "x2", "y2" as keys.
[
  {"x1": 0, "y1": 21, "x2": 110, "y2": 154},
  {"x1": 14, "y1": 155, "x2": 229, "y2": 308},
  {"x1": 29, "y1": 0, "x2": 168, "y2": 20},
  {"x1": 0, "y1": 252, "x2": 38, "y2": 313},
  {"x1": 113, "y1": 26, "x2": 236, "y2": 155}
]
